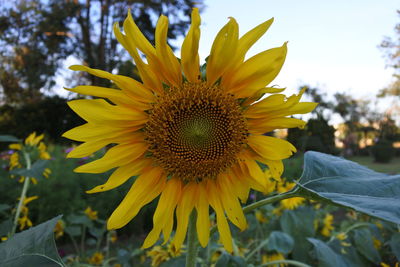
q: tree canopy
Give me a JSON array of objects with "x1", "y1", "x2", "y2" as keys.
[{"x1": 0, "y1": 0, "x2": 203, "y2": 104}]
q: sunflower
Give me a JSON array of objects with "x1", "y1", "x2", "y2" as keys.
[{"x1": 64, "y1": 8, "x2": 316, "y2": 252}]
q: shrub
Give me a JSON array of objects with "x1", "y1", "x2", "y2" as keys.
[{"x1": 371, "y1": 140, "x2": 395, "y2": 163}]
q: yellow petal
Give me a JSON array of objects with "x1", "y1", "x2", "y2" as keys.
[
  {"x1": 248, "y1": 117, "x2": 306, "y2": 134},
  {"x1": 196, "y1": 183, "x2": 210, "y2": 248},
  {"x1": 107, "y1": 167, "x2": 166, "y2": 229},
  {"x1": 155, "y1": 16, "x2": 182, "y2": 87},
  {"x1": 113, "y1": 23, "x2": 163, "y2": 94},
  {"x1": 217, "y1": 174, "x2": 247, "y2": 230},
  {"x1": 239, "y1": 158, "x2": 269, "y2": 193},
  {"x1": 248, "y1": 135, "x2": 296, "y2": 161},
  {"x1": 66, "y1": 139, "x2": 109, "y2": 158},
  {"x1": 86, "y1": 158, "x2": 152, "y2": 193},
  {"x1": 173, "y1": 182, "x2": 198, "y2": 250},
  {"x1": 206, "y1": 180, "x2": 233, "y2": 252},
  {"x1": 181, "y1": 8, "x2": 201, "y2": 83},
  {"x1": 67, "y1": 99, "x2": 147, "y2": 127},
  {"x1": 74, "y1": 142, "x2": 148, "y2": 173},
  {"x1": 142, "y1": 178, "x2": 182, "y2": 248},
  {"x1": 227, "y1": 166, "x2": 250, "y2": 203},
  {"x1": 226, "y1": 43, "x2": 287, "y2": 98},
  {"x1": 206, "y1": 18, "x2": 239, "y2": 86},
  {"x1": 9, "y1": 144, "x2": 22, "y2": 150},
  {"x1": 69, "y1": 65, "x2": 154, "y2": 102}
]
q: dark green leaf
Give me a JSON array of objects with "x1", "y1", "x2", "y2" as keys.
[
  {"x1": 280, "y1": 208, "x2": 315, "y2": 262},
  {"x1": 215, "y1": 252, "x2": 230, "y2": 267},
  {"x1": 160, "y1": 256, "x2": 186, "y2": 267},
  {"x1": 389, "y1": 233, "x2": 400, "y2": 261},
  {"x1": 10, "y1": 160, "x2": 49, "y2": 180},
  {"x1": 66, "y1": 214, "x2": 93, "y2": 228},
  {"x1": 298, "y1": 152, "x2": 400, "y2": 224},
  {"x1": 353, "y1": 228, "x2": 381, "y2": 264},
  {"x1": 308, "y1": 238, "x2": 349, "y2": 267},
  {"x1": 0, "y1": 219, "x2": 12, "y2": 237},
  {"x1": 0, "y1": 204, "x2": 10, "y2": 213},
  {"x1": 0, "y1": 135, "x2": 20, "y2": 143},
  {"x1": 64, "y1": 226, "x2": 81, "y2": 237},
  {"x1": 266, "y1": 231, "x2": 294, "y2": 254},
  {"x1": 0, "y1": 215, "x2": 63, "y2": 267}
]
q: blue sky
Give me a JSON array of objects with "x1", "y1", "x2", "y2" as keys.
[{"x1": 188, "y1": 0, "x2": 399, "y2": 99}]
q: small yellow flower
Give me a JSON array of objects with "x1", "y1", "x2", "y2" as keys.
[
  {"x1": 373, "y1": 238, "x2": 382, "y2": 250},
  {"x1": 84, "y1": 206, "x2": 98, "y2": 220},
  {"x1": 255, "y1": 210, "x2": 268, "y2": 223},
  {"x1": 54, "y1": 220, "x2": 65, "y2": 239},
  {"x1": 262, "y1": 253, "x2": 287, "y2": 267},
  {"x1": 113, "y1": 264, "x2": 122, "y2": 267},
  {"x1": 109, "y1": 230, "x2": 117, "y2": 243},
  {"x1": 147, "y1": 246, "x2": 170, "y2": 267},
  {"x1": 88, "y1": 252, "x2": 104, "y2": 265},
  {"x1": 380, "y1": 263, "x2": 390, "y2": 267},
  {"x1": 336, "y1": 232, "x2": 347, "y2": 241},
  {"x1": 321, "y1": 214, "x2": 334, "y2": 237},
  {"x1": 1, "y1": 236, "x2": 7, "y2": 242}
]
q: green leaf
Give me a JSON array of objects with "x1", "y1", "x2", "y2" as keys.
[
  {"x1": 308, "y1": 238, "x2": 349, "y2": 267},
  {"x1": 64, "y1": 226, "x2": 81, "y2": 237},
  {"x1": 0, "y1": 215, "x2": 63, "y2": 267},
  {"x1": 0, "y1": 135, "x2": 20, "y2": 143},
  {"x1": 280, "y1": 208, "x2": 315, "y2": 262},
  {"x1": 0, "y1": 219, "x2": 12, "y2": 237},
  {"x1": 0, "y1": 204, "x2": 10, "y2": 213},
  {"x1": 266, "y1": 231, "x2": 294, "y2": 254},
  {"x1": 353, "y1": 228, "x2": 381, "y2": 264},
  {"x1": 297, "y1": 151, "x2": 400, "y2": 224},
  {"x1": 389, "y1": 233, "x2": 400, "y2": 261},
  {"x1": 215, "y1": 252, "x2": 245, "y2": 267},
  {"x1": 160, "y1": 256, "x2": 186, "y2": 267},
  {"x1": 66, "y1": 214, "x2": 93, "y2": 228},
  {"x1": 10, "y1": 160, "x2": 49, "y2": 179}
]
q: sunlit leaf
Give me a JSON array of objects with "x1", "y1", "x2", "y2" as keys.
[
  {"x1": 0, "y1": 215, "x2": 63, "y2": 267},
  {"x1": 297, "y1": 151, "x2": 400, "y2": 224}
]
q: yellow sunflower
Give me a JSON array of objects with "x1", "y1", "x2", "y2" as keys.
[{"x1": 64, "y1": 8, "x2": 316, "y2": 252}]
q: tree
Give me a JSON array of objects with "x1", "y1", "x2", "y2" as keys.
[
  {"x1": 379, "y1": 10, "x2": 400, "y2": 97},
  {"x1": 0, "y1": 0, "x2": 204, "y2": 104}
]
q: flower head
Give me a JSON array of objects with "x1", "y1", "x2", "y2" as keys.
[
  {"x1": 321, "y1": 213, "x2": 334, "y2": 237},
  {"x1": 84, "y1": 206, "x2": 98, "y2": 220},
  {"x1": 17, "y1": 195, "x2": 38, "y2": 230},
  {"x1": 8, "y1": 132, "x2": 51, "y2": 181},
  {"x1": 64, "y1": 8, "x2": 316, "y2": 252},
  {"x1": 88, "y1": 252, "x2": 104, "y2": 265}
]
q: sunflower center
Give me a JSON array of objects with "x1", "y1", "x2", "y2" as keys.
[{"x1": 145, "y1": 82, "x2": 248, "y2": 182}]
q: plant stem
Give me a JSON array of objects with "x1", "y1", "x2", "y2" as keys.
[
  {"x1": 185, "y1": 211, "x2": 198, "y2": 267},
  {"x1": 10, "y1": 152, "x2": 32, "y2": 236}
]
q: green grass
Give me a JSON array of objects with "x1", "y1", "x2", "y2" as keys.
[{"x1": 346, "y1": 156, "x2": 400, "y2": 174}]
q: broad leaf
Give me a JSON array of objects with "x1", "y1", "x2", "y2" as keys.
[
  {"x1": 297, "y1": 151, "x2": 400, "y2": 224},
  {"x1": 10, "y1": 160, "x2": 49, "y2": 180},
  {"x1": 0, "y1": 219, "x2": 12, "y2": 237},
  {"x1": 266, "y1": 231, "x2": 294, "y2": 254},
  {"x1": 0, "y1": 215, "x2": 63, "y2": 267},
  {"x1": 390, "y1": 233, "x2": 400, "y2": 261},
  {"x1": 308, "y1": 238, "x2": 349, "y2": 267},
  {"x1": 0, "y1": 135, "x2": 20, "y2": 143},
  {"x1": 353, "y1": 228, "x2": 381, "y2": 264}
]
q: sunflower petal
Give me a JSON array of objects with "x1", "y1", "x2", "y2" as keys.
[
  {"x1": 248, "y1": 135, "x2": 296, "y2": 161},
  {"x1": 248, "y1": 117, "x2": 306, "y2": 134},
  {"x1": 181, "y1": 8, "x2": 201, "y2": 82},
  {"x1": 226, "y1": 43, "x2": 287, "y2": 98},
  {"x1": 86, "y1": 158, "x2": 152, "y2": 193},
  {"x1": 74, "y1": 142, "x2": 148, "y2": 173},
  {"x1": 107, "y1": 167, "x2": 166, "y2": 230},
  {"x1": 206, "y1": 18, "x2": 239, "y2": 85},
  {"x1": 196, "y1": 183, "x2": 210, "y2": 248}
]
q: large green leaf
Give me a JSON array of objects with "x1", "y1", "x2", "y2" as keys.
[
  {"x1": 308, "y1": 238, "x2": 349, "y2": 267},
  {"x1": 0, "y1": 135, "x2": 20, "y2": 143},
  {"x1": 266, "y1": 231, "x2": 294, "y2": 254},
  {"x1": 353, "y1": 228, "x2": 381, "y2": 264},
  {"x1": 9, "y1": 159, "x2": 49, "y2": 180},
  {"x1": 390, "y1": 233, "x2": 400, "y2": 261},
  {"x1": 297, "y1": 151, "x2": 400, "y2": 224},
  {"x1": 0, "y1": 215, "x2": 63, "y2": 267}
]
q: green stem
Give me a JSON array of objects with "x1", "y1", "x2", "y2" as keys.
[
  {"x1": 259, "y1": 259, "x2": 312, "y2": 267},
  {"x1": 185, "y1": 211, "x2": 198, "y2": 267},
  {"x1": 10, "y1": 152, "x2": 32, "y2": 236},
  {"x1": 81, "y1": 225, "x2": 86, "y2": 258}
]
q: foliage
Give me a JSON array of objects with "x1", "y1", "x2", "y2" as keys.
[
  {"x1": 371, "y1": 140, "x2": 395, "y2": 163},
  {"x1": 0, "y1": 96, "x2": 84, "y2": 146},
  {"x1": 0, "y1": 0, "x2": 204, "y2": 103}
]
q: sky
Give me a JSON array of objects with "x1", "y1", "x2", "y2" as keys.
[
  {"x1": 190, "y1": 0, "x2": 399, "y2": 100},
  {"x1": 57, "y1": 0, "x2": 399, "y2": 107}
]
